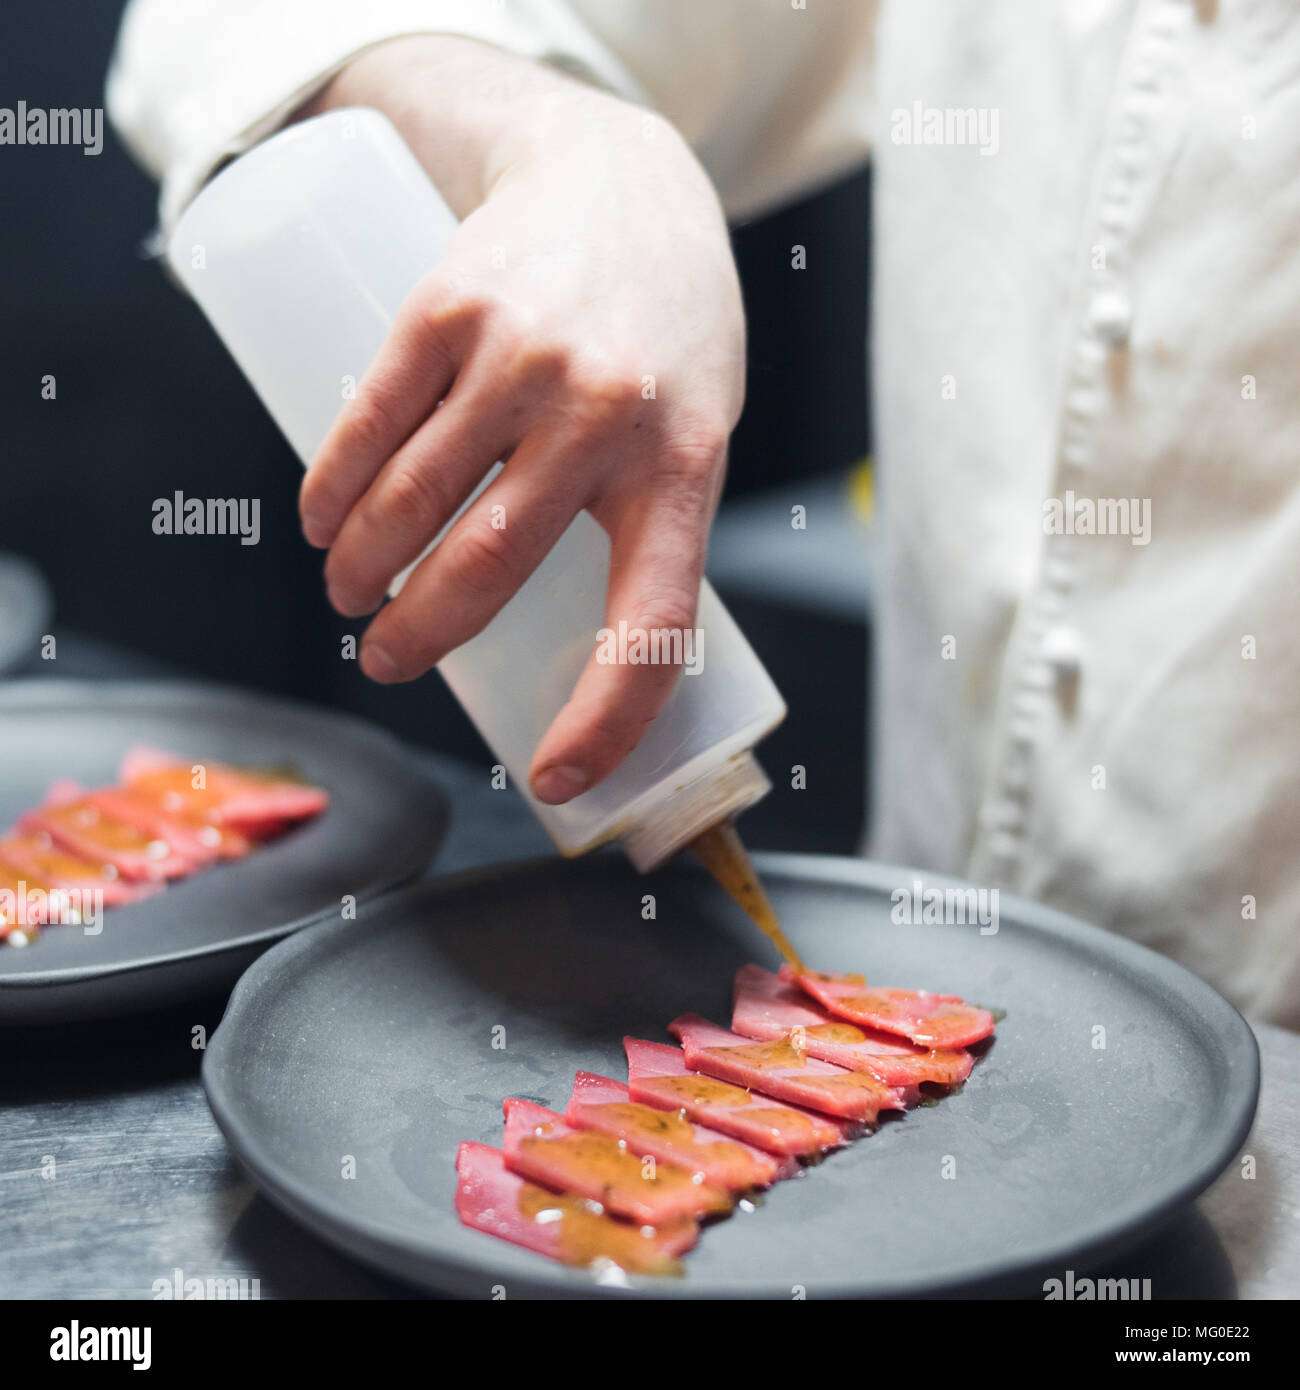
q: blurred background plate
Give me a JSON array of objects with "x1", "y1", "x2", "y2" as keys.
[
  {"x1": 0, "y1": 680, "x2": 448, "y2": 1023},
  {"x1": 202, "y1": 853, "x2": 1259, "y2": 1299}
]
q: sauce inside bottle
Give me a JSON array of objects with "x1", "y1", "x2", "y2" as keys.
[{"x1": 689, "y1": 817, "x2": 804, "y2": 970}]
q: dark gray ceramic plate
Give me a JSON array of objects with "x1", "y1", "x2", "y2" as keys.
[
  {"x1": 0, "y1": 680, "x2": 447, "y2": 1024},
  {"x1": 202, "y1": 853, "x2": 1259, "y2": 1299}
]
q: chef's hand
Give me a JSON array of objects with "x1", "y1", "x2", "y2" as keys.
[{"x1": 295, "y1": 36, "x2": 744, "y2": 806}]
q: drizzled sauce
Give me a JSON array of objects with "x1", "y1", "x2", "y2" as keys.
[
  {"x1": 839, "y1": 991, "x2": 901, "y2": 1020},
  {"x1": 805, "y1": 1022, "x2": 867, "y2": 1045},
  {"x1": 638, "y1": 1075, "x2": 828, "y2": 1149},
  {"x1": 126, "y1": 766, "x2": 228, "y2": 817},
  {"x1": 699, "y1": 1040, "x2": 894, "y2": 1107},
  {"x1": 514, "y1": 1182, "x2": 687, "y2": 1276},
  {"x1": 581, "y1": 1100, "x2": 767, "y2": 1186},
  {"x1": 794, "y1": 1018, "x2": 969, "y2": 1082},
  {"x1": 594, "y1": 1101, "x2": 700, "y2": 1142},
  {"x1": 5, "y1": 833, "x2": 120, "y2": 885},
  {"x1": 639, "y1": 1074, "x2": 753, "y2": 1108},
  {"x1": 705, "y1": 1036, "x2": 807, "y2": 1070},
  {"x1": 689, "y1": 818, "x2": 804, "y2": 969},
  {"x1": 809, "y1": 978, "x2": 994, "y2": 1048},
  {"x1": 517, "y1": 1125, "x2": 731, "y2": 1216},
  {"x1": 41, "y1": 802, "x2": 163, "y2": 854},
  {"x1": 832, "y1": 1032, "x2": 968, "y2": 1082},
  {"x1": 906, "y1": 1012, "x2": 984, "y2": 1048},
  {"x1": 113, "y1": 784, "x2": 245, "y2": 851}
]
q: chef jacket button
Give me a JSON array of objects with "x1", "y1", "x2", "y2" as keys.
[
  {"x1": 1062, "y1": 439, "x2": 1090, "y2": 471},
  {"x1": 1090, "y1": 289, "x2": 1132, "y2": 346},
  {"x1": 979, "y1": 800, "x2": 1022, "y2": 833},
  {"x1": 985, "y1": 831, "x2": 1022, "y2": 865},
  {"x1": 1042, "y1": 626, "x2": 1083, "y2": 710}
]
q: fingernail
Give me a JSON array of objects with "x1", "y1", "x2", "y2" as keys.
[
  {"x1": 532, "y1": 765, "x2": 589, "y2": 804},
  {"x1": 361, "y1": 643, "x2": 401, "y2": 683},
  {"x1": 326, "y1": 579, "x2": 378, "y2": 619},
  {"x1": 301, "y1": 510, "x2": 330, "y2": 549}
]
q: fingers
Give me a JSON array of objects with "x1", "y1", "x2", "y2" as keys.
[
  {"x1": 528, "y1": 435, "x2": 724, "y2": 803},
  {"x1": 355, "y1": 425, "x2": 594, "y2": 684},
  {"x1": 321, "y1": 369, "x2": 526, "y2": 618},
  {"x1": 308, "y1": 272, "x2": 579, "y2": 615},
  {"x1": 298, "y1": 276, "x2": 467, "y2": 549}
]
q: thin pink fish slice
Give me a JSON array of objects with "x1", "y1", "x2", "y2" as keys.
[
  {"x1": 669, "y1": 1013, "x2": 907, "y2": 1123},
  {"x1": 565, "y1": 1070, "x2": 796, "y2": 1188},
  {"x1": 782, "y1": 966, "x2": 996, "y2": 1049},
  {"x1": 733, "y1": 965, "x2": 973, "y2": 1093},
  {"x1": 625, "y1": 1036, "x2": 854, "y2": 1156}
]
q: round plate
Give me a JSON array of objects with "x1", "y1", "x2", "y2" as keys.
[
  {"x1": 0, "y1": 680, "x2": 448, "y2": 1024},
  {"x1": 0, "y1": 552, "x2": 53, "y2": 675},
  {"x1": 202, "y1": 853, "x2": 1259, "y2": 1298}
]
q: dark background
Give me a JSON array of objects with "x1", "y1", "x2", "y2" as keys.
[{"x1": 0, "y1": 1, "x2": 872, "y2": 852}]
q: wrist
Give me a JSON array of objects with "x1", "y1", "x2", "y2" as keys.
[{"x1": 296, "y1": 33, "x2": 619, "y2": 217}]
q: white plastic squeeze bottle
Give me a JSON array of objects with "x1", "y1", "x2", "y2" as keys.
[{"x1": 167, "y1": 108, "x2": 786, "y2": 872}]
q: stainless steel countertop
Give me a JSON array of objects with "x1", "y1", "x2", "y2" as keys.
[{"x1": 0, "y1": 705, "x2": 1294, "y2": 1299}]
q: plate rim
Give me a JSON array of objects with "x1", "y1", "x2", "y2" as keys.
[
  {"x1": 0, "y1": 677, "x2": 450, "y2": 992},
  {"x1": 0, "y1": 552, "x2": 54, "y2": 676},
  {"x1": 202, "y1": 851, "x2": 1261, "y2": 1300}
]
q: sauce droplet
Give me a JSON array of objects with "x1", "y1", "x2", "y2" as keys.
[{"x1": 515, "y1": 1183, "x2": 688, "y2": 1276}]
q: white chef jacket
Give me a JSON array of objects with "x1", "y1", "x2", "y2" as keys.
[{"x1": 107, "y1": 0, "x2": 1300, "y2": 1027}]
